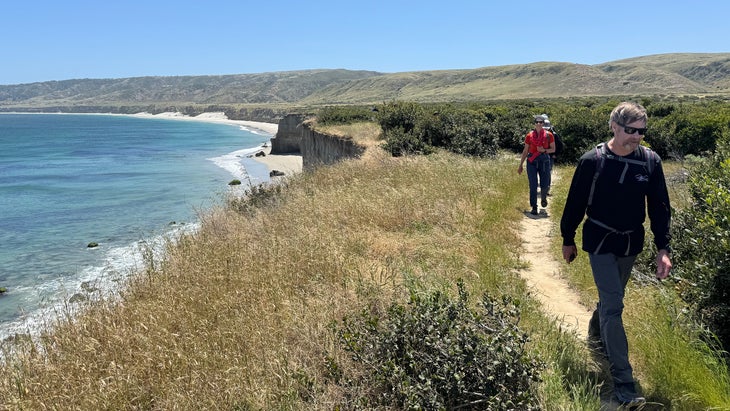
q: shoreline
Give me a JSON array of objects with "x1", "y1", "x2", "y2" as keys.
[
  {"x1": 129, "y1": 111, "x2": 280, "y2": 135},
  {"x1": 0, "y1": 112, "x2": 300, "y2": 341},
  {"x1": 129, "y1": 111, "x2": 303, "y2": 179},
  {"x1": 1, "y1": 111, "x2": 303, "y2": 180}
]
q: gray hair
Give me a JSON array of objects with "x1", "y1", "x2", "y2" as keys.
[{"x1": 609, "y1": 102, "x2": 647, "y2": 127}]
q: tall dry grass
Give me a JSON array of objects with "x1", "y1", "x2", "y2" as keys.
[
  {"x1": 2, "y1": 148, "x2": 727, "y2": 410},
  {"x1": 0, "y1": 149, "x2": 539, "y2": 409}
]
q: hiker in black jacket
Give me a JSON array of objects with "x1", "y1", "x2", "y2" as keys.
[{"x1": 560, "y1": 101, "x2": 672, "y2": 406}]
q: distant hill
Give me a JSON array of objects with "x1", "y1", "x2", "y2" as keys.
[
  {"x1": 1, "y1": 53, "x2": 728, "y2": 112},
  {"x1": 300, "y1": 53, "x2": 730, "y2": 104},
  {"x1": 0, "y1": 69, "x2": 382, "y2": 108}
]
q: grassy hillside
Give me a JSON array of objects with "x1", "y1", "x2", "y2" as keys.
[
  {"x1": 304, "y1": 53, "x2": 730, "y2": 104},
  {"x1": 297, "y1": 63, "x2": 640, "y2": 104},
  {"x1": 599, "y1": 53, "x2": 730, "y2": 90},
  {"x1": 1, "y1": 53, "x2": 728, "y2": 112},
  {"x1": 0, "y1": 69, "x2": 382, "y2": 107}
]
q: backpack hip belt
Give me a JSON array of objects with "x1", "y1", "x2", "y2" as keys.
[{"x1": 588, "y1": 217, "x2": 633, "y2": 255}]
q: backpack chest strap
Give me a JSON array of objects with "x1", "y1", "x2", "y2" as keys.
[
  {"x1": 606, "y1": 154, "x2": 651, "y2": 184},
  {"x1": 587, "y1": 144, "x2": 654, "y2": 206}
]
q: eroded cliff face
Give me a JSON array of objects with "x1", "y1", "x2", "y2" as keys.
[
  {"x1": 271, "y1": 114, "x2": 366, "y2": 170},
  {"x1": 271, "y1": 114, "x2": 304, "y2": 154}
]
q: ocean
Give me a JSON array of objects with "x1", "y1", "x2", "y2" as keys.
[{"x1": 0, "y1": 113, "x2": 272, "y2": 340}]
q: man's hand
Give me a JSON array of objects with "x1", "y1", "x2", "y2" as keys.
[
  {"x1": 563, "y1": 245, "x2": 578, "y2": 263},
  {"x1": 656, "y1": 249, "x2": 672, "y2": 279}
]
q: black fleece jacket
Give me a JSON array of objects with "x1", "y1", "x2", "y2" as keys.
[{"x1": 560, "y1": 144, "x2": 672, "y2": 256}]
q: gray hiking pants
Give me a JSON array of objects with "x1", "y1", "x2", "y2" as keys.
[{"x1": 589, "y1": 253, "x2": 637, "y2": 385}]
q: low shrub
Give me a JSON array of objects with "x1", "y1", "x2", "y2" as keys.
[
  {"x1": 333, "y1": 280, "x2": 542, "y2": 410},
  {"x1": 225, "y1": 183, "x2": 285, "y2": 216},
  {"x1": 672, "y1": 128, "x2": 730, "y2": 352},
  {"x1": 381, "y1": 126, "x2": 434, "y2": 157},
  {"x1": 317, "y1": 105, "x2": 376, "y2": 125}
]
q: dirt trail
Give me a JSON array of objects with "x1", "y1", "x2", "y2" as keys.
[{"x1": 518, "y1": 191, "x2": 592, "y2": 339}]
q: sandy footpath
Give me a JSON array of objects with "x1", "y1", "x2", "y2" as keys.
[
  {"x1": 132, "y1": 111, "x2": 303, "y2": 177},
  {"x1": 518, "y1": 174, "x2": 592, "y2": 339}
]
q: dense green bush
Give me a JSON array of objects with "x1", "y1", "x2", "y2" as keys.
[
  {"x1": 334, "y1": 281, "x2": 541, "y2": 410},
  {"x1": 479, "y1": 105, "x2": 531, "y2": 152},
  {"x1": 315, "y1": 98, "x2": 730, "y2": 164},
  {"x1": 548, "y1": 103, "x2": 615, "y2": 163},
  {"x1": 316, "y1": 105, "x2": 376, "y2": 125},
  {"x1": 381, "y1": 126, "x2": 435, "y2": 157},
  {"x1": 422, "y1": 106, "x2": 500, "y2": 157},
  {"x1": 645, "y1": 102, "x2": 730, "y2": 159},
  {"x1": 671, "y1": 128, "x2": 730, "y2": 351},
  {"x1": 376, "y1": 101, "x2": 425, "y2": 135},
  {"x1": 376, "y1": 102, "x2": 503, "y2": 157}
]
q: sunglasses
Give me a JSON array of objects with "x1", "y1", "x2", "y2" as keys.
[
  {"x1": 535, "y1": 120, "x2": 544, "y2": 124},
  {"x1": 616, "y1": 122, "x2": 647, "y2": 135}
]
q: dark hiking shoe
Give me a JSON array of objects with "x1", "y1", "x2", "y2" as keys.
[
  {"x1": 588, "y1": 309, "x2": 601, "y2": 339},
  {"x1": 530, "y1": 207, "x2": 538, "y2": 215},
  {"x1": 614, "y1": 383, "x2": 646, "y2": 405},
  {"x1": 541, "y1": 198, "x2": 548, "y2": 207},
  {"x1": 587, "y1": 310, "x2": 605, "y2": 353}
]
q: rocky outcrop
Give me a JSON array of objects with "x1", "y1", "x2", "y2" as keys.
[
  {"x1": 271, "y1": 114, "x2": 306, "y2": 155},
  {"x1": 271, "y1": 114, "x2": 366, "y2": 170}
]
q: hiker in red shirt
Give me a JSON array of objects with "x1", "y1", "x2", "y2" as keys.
[{"x1": 518, "y1": 115, "x2": 555, "y2": 215}]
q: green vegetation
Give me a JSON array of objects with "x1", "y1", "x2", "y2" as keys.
[
  {"x1": 672, "y1": 128, "x2": 730, "y2": 351},
  {"x1": 336, "y1": 281, "x2": 541, "y2": 409},
  {"x1": 359, "y1": 98, "x2": 730, "y2": 163}
]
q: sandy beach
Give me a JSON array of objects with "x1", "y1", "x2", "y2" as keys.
[{"x1": 132, "y1": 111, "x2": 303, "y2": 178}]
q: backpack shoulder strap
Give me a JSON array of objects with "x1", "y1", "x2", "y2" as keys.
[
  {"x1": 640, "y1": 145, "x2": 656, "y2": 176},
  {"x1": 587, "y1": 143, "x2": 607, "y2": 207},
  {"x1": 588, "y1": 144, "x2": 656, "y2": 206}
]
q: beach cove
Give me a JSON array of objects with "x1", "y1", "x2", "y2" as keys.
[
  {"x1": 128, "y1": 111, "x2": 303, "y2": 179},
  {"x1": 0, "y1": 112, "x2": 301, "y2": 340}
]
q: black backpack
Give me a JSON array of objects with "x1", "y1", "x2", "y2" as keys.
[
  {"x1": 587, "y1": 143, "x2": 657, "y2": 206},
  {"x1": 553, "y1": 131, "x2": 564, "y2": 156}
]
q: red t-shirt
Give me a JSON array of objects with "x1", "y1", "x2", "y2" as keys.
[{"x1": 525, "y1": 129, "x2": 554, "y2": 162}]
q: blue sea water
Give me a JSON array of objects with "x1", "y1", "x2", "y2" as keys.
[{"x1": 0, "y1": 113, "x2": 272, "y2": 339}]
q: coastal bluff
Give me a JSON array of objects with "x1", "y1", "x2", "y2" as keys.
[{"x1": 271, "y1": 114, "x2": 366, "y2": 170}]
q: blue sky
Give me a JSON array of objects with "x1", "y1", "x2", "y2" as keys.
[{"x1": 2, "y1": 0, "x2": 728, "y2": 85}]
